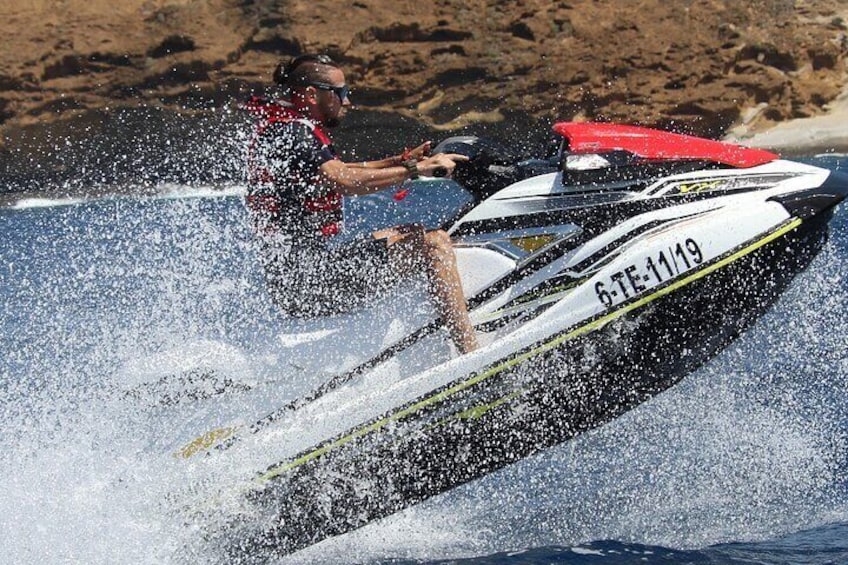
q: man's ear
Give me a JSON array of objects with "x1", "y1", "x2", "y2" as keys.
[
  {"x1": 291, "y1": 87, "x2": 318, "y2": 105},
  {"x1": 302, "y1": 86, "x2": 319, "y2": 104}
]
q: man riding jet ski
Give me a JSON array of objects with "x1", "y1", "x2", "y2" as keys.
[
  {"x1": 193, "y1": 119, "x2": 847, "y2": 559},
  {"x1": 245, "y1": 54, "x2": 477, "y2": 353}
]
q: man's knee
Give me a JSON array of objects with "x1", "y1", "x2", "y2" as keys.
[
  {"x1": 422, "y1": 230, "x2": 457, "y2": 265},
  {"x1": 423, "y1": 229, "x2": 453, "y2": 251}
]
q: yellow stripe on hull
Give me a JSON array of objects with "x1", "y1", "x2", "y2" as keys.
[{"x1": 258, "y1": 217, "x2": 803, "y2": 482}]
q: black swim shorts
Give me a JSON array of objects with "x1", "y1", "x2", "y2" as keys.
[{"x1": 260, "y1": 236, "x2": 399, "y2": 318}]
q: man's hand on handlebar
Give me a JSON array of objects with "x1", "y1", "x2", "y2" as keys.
[
  {"x1": 416, "y1": 153, "x2": 469, "y2": 178},
  {"x1": 407, "y1": 141, "x2": 432, "y2": 161}
]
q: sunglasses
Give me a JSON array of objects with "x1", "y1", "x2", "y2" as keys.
[{"x1": 308, "y1": 82, "x2": 351, "y2": 102}]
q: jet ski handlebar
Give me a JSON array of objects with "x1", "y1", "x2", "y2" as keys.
[{"x1": 431, "y1": 135, "x2": 547, "y2": 201}]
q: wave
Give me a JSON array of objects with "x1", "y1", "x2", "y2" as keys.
[
  {"x1": 10, "y1": 195, "x2": 91, "y2": 209},
  {"x1": 5, "y1": 183, "x2": 245, "y2": 211},
  {"x1": 374, "y1": 523, "x2": 848, "y2": 564},
  {"x1": 151, "y1": 183, "x2": 245, "y2": 201}
]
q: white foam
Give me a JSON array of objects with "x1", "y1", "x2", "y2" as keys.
[
  {"x1": 115, "y1": 339, "x2": 256, "y2": 389},
  {"x1": 10, "y1": 196, "x2": 90, "y2": 209},
  {"x1": 278, "y1": 327, "x2": 341, "y2": 347},
  {"x1": 153, "y1": 183, "x2": 245, "y2": 201},
  {"x1": 7, "y1": 183, "x2": 246, "y2": 211},
  {"x1": 571, "y1": 546, "x2": 605, "y2": 556}
]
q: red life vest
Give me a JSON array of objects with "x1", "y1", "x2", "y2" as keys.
[{"x1": 244, "y1": 97, "x2": 343, "y2": 239}]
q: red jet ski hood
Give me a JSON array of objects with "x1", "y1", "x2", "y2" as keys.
[{"x1": 552, "y1": 122, "x2": 778, "y2": 168}]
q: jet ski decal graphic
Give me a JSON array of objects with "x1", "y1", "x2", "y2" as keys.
[{"x1": 648, "y1": 172, "x2": 804, "y2": 197}]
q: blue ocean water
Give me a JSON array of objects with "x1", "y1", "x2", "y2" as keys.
[{"x1": 0, "y1": 156, "x2": 846, "y2": 564}]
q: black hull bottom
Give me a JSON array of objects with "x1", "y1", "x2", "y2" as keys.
[{"x1": 220, "y1": 213, "x2": 832, "y2": 561}]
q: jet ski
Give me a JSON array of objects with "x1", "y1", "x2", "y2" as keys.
[{"x1": 187, "y1": 122, "x2": 848, "y2": 558}]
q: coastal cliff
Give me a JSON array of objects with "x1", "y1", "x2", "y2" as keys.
[{"x1": 1, "y1": 0, "x2": 846, "y2": 192}]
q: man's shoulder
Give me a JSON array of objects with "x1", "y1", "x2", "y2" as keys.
[
  {"x1": 262, "y1": 119, "x2": 315, "y2": 139},
  {"x1": 259, "y1": 120, "x2": 324, "y2": 153}
]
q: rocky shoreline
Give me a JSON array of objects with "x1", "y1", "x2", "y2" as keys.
[
  {"x1": 3, "y1": 101, "x2": 846, "y2": 210},
  {"x1": 1, "y1": 0, "x2": 847, "y2": 198}
]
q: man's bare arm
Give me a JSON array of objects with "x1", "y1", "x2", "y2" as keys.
[
  {"x1": 349, "y1": 141, "x2": 433, "y2": 170},
  {"x1": 319, "y1": 153, "x2": 467, "y2": 196}
]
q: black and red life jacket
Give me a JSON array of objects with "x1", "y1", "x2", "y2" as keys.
[{"x1": 244, "y1": 97, "x2": 343, "y2": 239}]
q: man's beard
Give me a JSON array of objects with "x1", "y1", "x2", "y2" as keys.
[{"x1": 323, "y1": 116, "x2": 340, "y2": 128}]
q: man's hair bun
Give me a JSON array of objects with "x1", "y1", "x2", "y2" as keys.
[
  {"x1": 273, "y1": 60, "x2": 290, "y2": 86},
  {"x1": 274, "y1": 54, "x2": 336, "y2": 87}
]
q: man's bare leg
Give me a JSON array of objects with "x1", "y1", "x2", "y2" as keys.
[
  {"x1": 377, "y1": 226, "x2": 478, "y2": 354},
  {"x1": 418, "y1": 230, "x2": 478, "y2": 354}
]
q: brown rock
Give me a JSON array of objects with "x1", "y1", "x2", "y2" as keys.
[
  {"x1": 0, "y1": 97, "x2": 13, "y2": 123},
  {"x1": 244, "y1": 28, "x2": 301, "y2": 55},
  {"x1": 148, "y1": 35, "x2": 196, "y2": 59},
  {"x1": 358, "y1": 23, "x2": 473, "y2": 43},
  {"x1": 0, "y1": 0, "x2": 843, "y2": 178},
  {"x1": 0, "y1": 74, "x2": 23, "y2": 91}
]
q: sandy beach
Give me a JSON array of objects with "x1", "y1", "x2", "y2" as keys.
[{"x1": 726, "y1": 85, "x2": 848, "y2": 155}]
